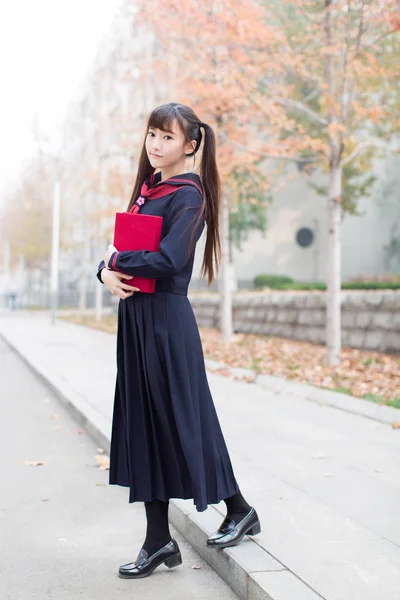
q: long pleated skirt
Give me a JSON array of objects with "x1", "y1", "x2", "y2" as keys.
[{"x1": 108, "y1": 291, "x2": 240, "y2": 512}]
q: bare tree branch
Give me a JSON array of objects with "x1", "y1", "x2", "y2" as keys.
[
  {"x1": 220, "y1": 133, "x2": 320, "y2": 163},
  {"x1": 341, "y1": 140, "x2": 375, "y2": 165},
  {"x1": 274, "y1": 97, "x2": 328, "y2": 127},
  {"x1": 302, "y1": 87, "x2": 321, "y2": 103}
]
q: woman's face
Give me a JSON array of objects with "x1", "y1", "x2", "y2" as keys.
[{"x1": 145, "y1": 120, "x2": 196, "y2": 171}]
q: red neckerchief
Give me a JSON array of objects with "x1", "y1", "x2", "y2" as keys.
[{"x1": 129, "y1": 173, "x2": 203, "y2": 214}]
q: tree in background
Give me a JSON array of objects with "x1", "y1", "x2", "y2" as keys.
[
  {"x1": 229, "y1": 166, "x2": 271, "y2": 257},
  {"x1": 273, "y1": 0, "x2": 399, "y2": 365},
  {"x1": 130, "y1": 0, "x2": 400, "y2": 365},
  {"x1": 0, "y1": 159, "x2": 53, "y2": 270}
]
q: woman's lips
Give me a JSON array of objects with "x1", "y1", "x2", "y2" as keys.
[{"x1": 151, "y1": 153, "x2": 162, "y2": 157}]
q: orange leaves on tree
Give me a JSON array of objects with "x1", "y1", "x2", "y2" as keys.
[
  {"x1": 389, "y1": 14, "x2": 400, "y2": 31},
  {"x1": 369, "y1": 105, "x2": 386, "y2": 123},
  {"x1": 120, "y1": 0, "x2": 400, "y2": 213}
]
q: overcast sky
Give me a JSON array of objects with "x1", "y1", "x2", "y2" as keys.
[{"x1": 0, "y1": 0, "x2": 122, "y2": 199}]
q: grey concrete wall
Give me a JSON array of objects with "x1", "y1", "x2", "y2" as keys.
[{"x1": 189, "y1": 291, "x2": 400, "y2": 353}]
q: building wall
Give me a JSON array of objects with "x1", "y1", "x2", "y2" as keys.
[
  {"x1": 199, "y1": 156, "x2": 400, "y2": 286},
  {"x1": 341, "y1": 157, "x2": 400, "y2": 279}
]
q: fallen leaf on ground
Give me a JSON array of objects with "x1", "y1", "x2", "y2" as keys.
[
  {"x1": 392, "y1": 422, "x2": 400, "y2": 429},
  {"x1": 75, "y1": 429, "x2": 86, "y2": 435},
  {"x1": 95, "y1": 454, "x2": 110, "y2": 471},
  {"x1": 214, "y1": 368, "x2": 232, "y2": 377},
  {"x1": 199, "y1": 328, "x2": 400, "y2": 405},
  {"x1": 97, "y1": 448, "x2": 105, "y2": 454},
  {"x1": 191, "y1": 565, "x2": 202, "y2": 569},
  {"x1": 25, "y1": 461, "x2": 48, "y2": 466},
  {"x1": 59, "y1": 317, "x2": 400, "y2": 406}
]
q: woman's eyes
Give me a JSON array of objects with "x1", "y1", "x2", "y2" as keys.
[{"x1": 148, "y1": 131, "x2": 172, "y2": 140}]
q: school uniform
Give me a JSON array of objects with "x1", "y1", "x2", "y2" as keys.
[{"x1": 97, "y1": 171, "x2": 239, "y2": 512}]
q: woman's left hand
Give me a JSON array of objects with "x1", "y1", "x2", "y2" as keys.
[{"x1": 104, "y1": 245, "x2": 118, "y2": 268}]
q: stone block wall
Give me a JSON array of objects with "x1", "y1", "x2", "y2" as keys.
[{"x1": 188, "y1": 291, "x2": 400, "y2": 353}]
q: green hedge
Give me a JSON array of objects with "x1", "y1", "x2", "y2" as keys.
[
  {"x1": 254, "y1": 274, "x2": 294, "y2": 289},
  {"x1": 341, "y1": 281, "x2": 400, "y2": 290},
  {"x1": 253, "y1": 275, "x2": 400, "y2": 291},
  {"x1": 278, "y1": 282, "x2": 327, "y2": 290}
]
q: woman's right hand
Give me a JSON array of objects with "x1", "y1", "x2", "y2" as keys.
[{"x1": 101, "y1": 269, "x2": 140, "y2": 299}]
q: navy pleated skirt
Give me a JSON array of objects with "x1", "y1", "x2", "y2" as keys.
[{"x1": 108, "y1": 291, "x2": 239, "y2": 512}]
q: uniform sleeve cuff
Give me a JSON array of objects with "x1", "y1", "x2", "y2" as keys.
[
  {"x1": 108, "y1": 251, "x2": 119, "y2": 269},
  {"x1": 97, "y1": 266, "x2": 106, "y2": 283}
]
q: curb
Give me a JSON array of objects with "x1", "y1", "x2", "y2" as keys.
[
  {"x1": 204, "y1": 360, "x2": 399, "y2": 427},
  {"x1": 1, "y1": 329, "x2": 326, "y2": 600}
]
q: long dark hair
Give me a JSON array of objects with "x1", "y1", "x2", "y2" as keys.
[{"x1": 127, "y1": 102, "x2": 221, "y2": 285}]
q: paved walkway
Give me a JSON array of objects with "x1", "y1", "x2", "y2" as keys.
[
  {"x1": 1, "y1": 310, "x2": 400, "y2": 600},
  {"x1": 0, "y1": 336, "x2": 238, "y2": 600}
]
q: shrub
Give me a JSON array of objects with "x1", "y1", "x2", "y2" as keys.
[
  {"x1": 347, "y1": 274, "x2": 400, "y2": 283},
  {"x1": 341, "y1": 281, "x2": 400, "y2": 290},
  {"x1": 279, "y1": 282, "x2": 327, "y2": 290},
  {"x1": 253, "y1": 274, "x2": 294, "y2": 289}
]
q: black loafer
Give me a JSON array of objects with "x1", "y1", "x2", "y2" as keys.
[
  {"x1": 207, "y1": 507, "x2": 261, "y2": 549},
  {"x1": 118, "y1": 538, "x2": 182, "y2": 579}
]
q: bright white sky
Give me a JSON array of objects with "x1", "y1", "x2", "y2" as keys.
[{"x1": 0, "y1": 0, "x2": 123, "y2": 200}]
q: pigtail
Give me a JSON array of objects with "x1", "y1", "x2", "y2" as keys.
[{"x1": 197, "y1": 123, "x2": 221, "y2": 285}]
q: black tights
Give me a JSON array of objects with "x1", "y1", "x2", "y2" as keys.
[
  {"x1": 223, "y1": 489, "x2": 251, "y2": 523},
  {"x1": 142, "y1": 489, "x2": 251, "y2": 555},
  {"x1": 143, "y1": 499, "x2": 172, "y2": 556}
]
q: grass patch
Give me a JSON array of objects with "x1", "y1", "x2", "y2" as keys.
[
  {"x1": 332, "y1": 387, "x2": 353, "y2": 396},
  {"x1": 362, "y1": 394, "x2": 400, "y2": 409}
]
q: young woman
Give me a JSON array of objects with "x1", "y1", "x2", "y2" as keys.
[{"x1": 97, "y1": 102, "x2": 260, "y2": 580}]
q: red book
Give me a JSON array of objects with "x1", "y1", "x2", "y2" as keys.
[{"x1": 113, "y1": 212, "x2": 163, "y2": 293}]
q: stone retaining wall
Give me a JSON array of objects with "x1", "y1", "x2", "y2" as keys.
[{"x1": 188, "y1": 291, "x2": 400, "y2": 352}]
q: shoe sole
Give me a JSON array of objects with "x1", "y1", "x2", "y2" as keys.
[
  {"x1": 118, "y1": 551, "x2": 183, "y2": 579},
  {"x1": 207, "y1": 520, "x2": 261, "y2": 549}
]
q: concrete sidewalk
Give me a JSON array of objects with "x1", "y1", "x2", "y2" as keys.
[
  {"x1": 0, "y1": 336, "x2": 239, "y2": 600},
  {"x1": 1, "y1": 311, "x2": 400, "y2": 600}
]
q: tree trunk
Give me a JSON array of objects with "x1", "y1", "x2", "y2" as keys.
[
  {"x1": 219, "y1": 192, "x2": 232, "y2": 342},
  {"x1": 326, "y1": 164, "x2": 342, "y2": 366}
]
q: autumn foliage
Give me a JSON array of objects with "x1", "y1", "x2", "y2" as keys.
[{"x1": 130, "y1": 0, "x2": 399, "y2": 174}]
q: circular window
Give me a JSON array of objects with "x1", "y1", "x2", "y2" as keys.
[{"x1": 296, "y1": 227, "x2": 314, "y2": 248}]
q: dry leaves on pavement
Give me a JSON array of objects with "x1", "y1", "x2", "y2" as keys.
[
  {"x1": 95, "y1": 454, "x2": 110, "y2": 471},
  {"x1": 199, "y1": 328, "x2": 400, "y2": 405},
  {"x1": 60, "y1": 315, "x2": 400, "y2": 407}
]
